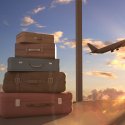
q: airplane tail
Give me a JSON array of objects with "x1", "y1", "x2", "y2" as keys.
[{"x1": 87, "y1": 43, "x2": 98, "y2": 52}]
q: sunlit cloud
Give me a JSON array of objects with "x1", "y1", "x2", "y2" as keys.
[
  {"x1": 63, "y1": 41, "x2": 76, "y2": 48},
  {"x1": 53, "y1": 31, "x2": 63, "y2": 43},
  {"x1": 59, "y1": 45, "x2": 65, "y2": 49},
  {"x1": 107, "y1": 59, "x2": 125, "y2": 70},
  {"x1": 32, "y1": 6, "x2": 45, "y2": 14},
  {"x1": 51, "y1": 0, "x2": 73, "y2": 7},
  {"x1": 60, "y1": 38, "x2": 106, "y2": 51},
  {"x1": 85, "y1": 88, "x2": 125, "y2": 101},
  {"x1": 85, "y1": 71, "x2": 117, "y2": 79},
  {"x1": 0, "y1": 64, "x2": 6, "y2": 72},
  {"x1": 106, "y1": 39, "x2": 125, "y2": 70},
  {"x1": 21, "y1": 16, "x2": 36, "y2": 26},
  {"x1": 21, "y1": 16, "x2": 45, "y2": 29}
]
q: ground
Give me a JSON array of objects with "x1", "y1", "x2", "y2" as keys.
[{"x1": 1, "y1": 100, "x2": 125, "y2": 125}]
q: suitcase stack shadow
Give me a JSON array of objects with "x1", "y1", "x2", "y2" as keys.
[{"x1": 0, "y1": 31, "x2": 73, "y2": 118}]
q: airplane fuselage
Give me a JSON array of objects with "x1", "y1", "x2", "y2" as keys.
[{"x1": 94, "y1": 40, "x2": 125, "y2": 53}]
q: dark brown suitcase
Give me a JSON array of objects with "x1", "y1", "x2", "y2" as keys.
[
  {"x1": 15, "y1": 43, "x2": 55, "y2": 58},
  {"x1": 3, "y1": 72, "x2": 66, "y2": 93},
  {"x1": 16, "y1": 32, "x2": 54, "y2": 44},
  {"x1": 0, "y1": 92, "x2": 72, "y2": 118}
]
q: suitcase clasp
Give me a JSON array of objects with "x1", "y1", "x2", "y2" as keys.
[
  {"x1": 58, "y1": 98, "x2": 62, "y2": 105},
  {"x1": 48, "y1": 77, "x2": 53, "y2": 84},
  {"x1": 15, "y1": 99, "x2": 21, "y2": 107},
  {"x1": 15, "y1": 77, "x2": 20, "y2": 84}
]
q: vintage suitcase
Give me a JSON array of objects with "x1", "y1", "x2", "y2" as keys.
[
  {"x1": 16, "y1": 32, "x2": 54, "y2": 44},
  {"x1": 3, "y1": 72, "x2": 66, "y2": 93},
  {"x1": 0, "y1": 92, "x2": 72, "y2": 118},
  {"x1": 8, "y1": 57, "x2": 59, "y2": 71},
  {"x1": 15, "y1": 43, "x2": 55, "y2": 58}
]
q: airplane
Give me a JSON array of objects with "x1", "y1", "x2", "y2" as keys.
[{"x1": 87, "y1": 39, "x2": 125, "y2": 54}]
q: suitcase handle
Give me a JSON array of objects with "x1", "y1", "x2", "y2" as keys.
[
  {"x1": 30, "y1": 64, "x2": 42, "y2": 68},
  {"x1": 27, "y1": 48, "x2": 41, "y2": 52},
  {"x1": 26, "y1": 103, "x2": 53, "y2": 108}
]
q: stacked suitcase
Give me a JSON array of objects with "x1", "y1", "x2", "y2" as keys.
[{"x1": 0, "y1": 32, "x2": 72, "y2": 118}]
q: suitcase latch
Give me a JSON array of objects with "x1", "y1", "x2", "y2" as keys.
[
  {"x1": 15, "y1": 99, "x2": 21, "y2": 107},
  {"x1": 48, "y1": 77, "x2": 53, "y2": 84},
  {"x1": 58, "y1": 98, "x2": 62, "y2": 105},
  {"x1": 15, "y1": 77, "x2": 20, "y2": 84}
]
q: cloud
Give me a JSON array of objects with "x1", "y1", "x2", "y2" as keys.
[
  {"x1": 85, "y1": 71, "x2": 116, "y2": 79},
  {"x1": 51, "y1": 0, "x2": 73, "y2": 7},
  {"x1": 63, "y1": 41, "x2": 76, "y2": 48},
  {"x1": 105, "y1": 39, "x2": 125, "y2": 70},
  {"x1": 53, "y1": 31, "x2": 63, "y2": 43},
  {"x1": 3, "y1": 20, "x2": 9, "y2": 26},
  {"x1": 83, "y1": 0, "x2": 87, "y2": 4},
  {"x1": 59, "y1": 38, "x2": 107, "y2": 51},
  {"x1": 0, "y1": 64, "x2": 6, "y2": 72},
  {"x1": 35, "y1": 23, "x2": 46, "y2": 28},
  {"x1": 59, "y1": 45, "x2": 65, "y2": 49},
  {"x1": 21, "y1": 16, "x2": 36, "y2": 26},
  {"x1": 107, "y1": 59, "x2": 125, "y2": 69},
  {"x1": 21, "y1": 27, "x2": 28, "y2": 31},
  {"x1": 32, "y1": 6, "x2": 45, "y2": 14},
  {"x1": 86, "y1": 88, "x2": 125, "y2": 101},
  {"x1": 21, "y1": 16, "x2": 45, "y2": 29}
]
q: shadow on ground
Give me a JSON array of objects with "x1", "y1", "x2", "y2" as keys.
[
  {"x1": 0, "y1": 114, "x2": 67, "y2": 125},
  {"x1": 108, "y1": 112, "x2": 125, "y2": 125}
]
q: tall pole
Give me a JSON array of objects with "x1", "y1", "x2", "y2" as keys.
[{"x1": 76, "y1": 0, "x2": 83, "y2": 102}]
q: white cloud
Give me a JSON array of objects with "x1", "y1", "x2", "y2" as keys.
[
  {"x1": 3, "y1": 20, "x2": 9, "y2": 26},
  {"x1": 35, "y1": 23, "x2": 45, "y2": 28},
  {"x1": 53, "y1": 31, "x2": 63, "y2": 43},
  {"x1": 83, "y1": 0, "x2": 87, "y2": 4},
  {"x1": 21, "y1": 27, "x2": 28, "y2": 31},
  {"x1": 32, "y1": 6, "x2": 45, "y2": 14},
  {"x1": 51, "y1": 0, "x2": 73, "y2": 7},
  {"x1": 59, "y1": 45, "x2": 65, "y2": 49},
  {"x1": 58, "y1": 38, "x2": 106, "y2": 51},
  {"x1": 0, "y1": 64, "x2": 6, "y2": 72},
  {"x1": 21, "y1": 16, "x2": 36, "y2": 26},
  {"x1": 85, "y1": 71, "x2": 117, "y2": 79},
  {"x1": 63, "y1": 41, "x2": 76, "y2": 48}
]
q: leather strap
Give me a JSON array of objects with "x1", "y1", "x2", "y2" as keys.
[{"x1": 15, "y1": 73, "x2": 20, "y2": 92}]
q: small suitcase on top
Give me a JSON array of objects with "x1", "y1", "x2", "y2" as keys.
[
  {"x1": 7, "y1": 57, "x2": 59, "y2": 71},
  {"x1": 16, "y1": 32, "x2": 54, "y2": 44},
  {"x1": 3, "y1": 71, "x2": 66, "y2": 93},
  {"x1": 15, "y1": 43, "x2": 55, "y2": 58},
  {"x1": 0, "y1": 92, "x2": 72, "y2": 118}
]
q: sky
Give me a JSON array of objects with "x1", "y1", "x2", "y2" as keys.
[{"x1": 1, "y1": 0, "x2": 125, "y2": 100}]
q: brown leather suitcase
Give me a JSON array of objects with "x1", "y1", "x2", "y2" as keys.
[
  {"x1": 15, "y1": 43, "x2": 55, "y2": 58},
  {"x1": 3, "y1": 72, "x2": 66, "y2": 93},
  {"x1": 16, "y1": 32, "x2": 54, "y2": 44},
  {"x1": 0, "y1": 92, "x2": 72, "y2": 118}
]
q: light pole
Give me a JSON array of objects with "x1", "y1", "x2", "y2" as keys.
[{"x1": 76, "y1": 0, "x2": 83, "y2": 102}]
